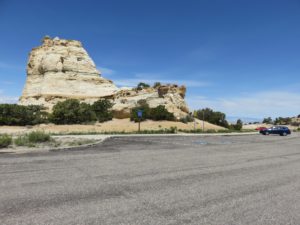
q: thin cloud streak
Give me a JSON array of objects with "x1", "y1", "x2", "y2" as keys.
[
  {"x1": 0, "y1": 89, "x2": 18, "y2": 103},
  {"x1": 97, "y1": 67, "x2": 115, "y2": 76},
  {"x1": 0, "y1": 95, "x2": 18, "y2": 103},
  {"x1": 0, "y1": 61, "x2": 23, "y2": 70},
  {"x1": 187, "y1": 91, "x2": 300, "y2": 118},
  {"x1": 0, "y1": 81, "x2": 14, "y2": 85},
  {"x1": 113, "y1": 78, "x2": 210, "y2": 88},
  {"x1": 96, "y1": 67, "x2": 211, "y2": 88}
]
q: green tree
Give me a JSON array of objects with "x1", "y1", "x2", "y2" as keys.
[
  {"x1": 274, "y1": 117, "x2": 292, "y2": 125},
  {"x1": 92, "y1": 99, "x2": 114, "y2": 122},
  {"x1": 233, "y1": 119, "x2": 243, "y2": 130},
  {"x1": 137, "y1": 82, "x2": 150, "y2": 90},
  {"x1": 195, "y1": 108, "x2": 229, "y2": 128},
  {"x1": 50, "y1": 99, "x2": 96, "y2": 124},
  {"x1": 262, "y1": 117, "x2": 273, "y2": 124}
]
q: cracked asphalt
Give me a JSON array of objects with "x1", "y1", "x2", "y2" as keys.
[{"x1": 0, "y1": 133, "x2": 300, "y2": 225}]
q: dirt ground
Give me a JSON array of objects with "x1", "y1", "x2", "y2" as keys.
[{"x1": 0, "y1": 118, "x2": 225, "y2": 135}]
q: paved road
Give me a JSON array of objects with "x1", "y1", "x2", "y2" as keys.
[{"x1": 1, "y1": 133, "x2": 300, "y2": 225}]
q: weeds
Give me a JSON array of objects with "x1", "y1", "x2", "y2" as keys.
[
  {"x1": 0, "y1": 134, "x2": 12, "y2": 148},
  {"x1": 50, "y1": 128, "x2": 256, "y2": 136},
  {"x1": 67, "y1": 139, "x2": 96, "y2": 146},
  {"x1": 14, "y1": 131, "x2": 52, "y2": 147},
  {"x1": 27, "y1": 131, "x2": 51, "y2": 143}
]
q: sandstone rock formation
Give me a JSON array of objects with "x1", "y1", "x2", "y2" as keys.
[
  {"x1": 19, "y1": 36, "x2": 119, "y2": 108},
  {"x1": 112, "y1": 85, "x2": 189, "y2": 119},
  {"x1": 19, "y1": 37, "x2": 189, "y2": 119}
]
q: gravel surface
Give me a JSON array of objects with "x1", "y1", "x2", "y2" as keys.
[{"x1": 0, "y1": 133, "x2": 300, "y2": 225}]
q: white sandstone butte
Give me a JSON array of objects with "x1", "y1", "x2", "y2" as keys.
[{"x1": 19, "y1": 36, "x2": 189, "y2": 119}]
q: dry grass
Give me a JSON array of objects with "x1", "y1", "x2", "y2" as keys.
[{"x1": 0, "y1": 118, "x2": 226, "y2": 135}]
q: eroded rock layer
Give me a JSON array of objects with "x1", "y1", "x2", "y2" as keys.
[
  {"x1": 19, "y1": 37, "x2": 189, "y2": 119},
  {"x1": 19, "y1": 37, "x2": 119, "y2": 107}
]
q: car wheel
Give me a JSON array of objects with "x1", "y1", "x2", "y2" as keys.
[
  {"x1": 265, "y1": 131, "x2": 269, "y2": 135},
  {"x1": 282, "y1": 132, "x2": 287, "y2": 136}
]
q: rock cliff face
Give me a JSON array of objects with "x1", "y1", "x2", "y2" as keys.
[
  {"x1": 19, "y1": 36, "x2": 119, "y2": 108},
  {"x1": 19, "y1": 37, "x2": 189, "y2": 119},
  {"x1": 112, "y1": 85, "x2": 188, "y2": 119}
]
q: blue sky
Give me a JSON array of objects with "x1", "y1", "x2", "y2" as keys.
[{"x1": 0, "y1": 0, "x2": 300, "y2": 119}]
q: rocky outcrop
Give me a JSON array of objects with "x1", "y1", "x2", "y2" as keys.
[
  {"x1": 112, "y1": 85, "x2": 189, "y2": 119},
  {"x1": 19, "y1": 37, "x2": 189, "y2": 119},
  {"x1": 19, "y1": 36, "x2": 119, "y2": 108}
]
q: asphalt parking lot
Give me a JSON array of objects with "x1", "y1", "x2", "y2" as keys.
[{"x1": 0, "y1": 133, "x2": 300, "y2": 225}]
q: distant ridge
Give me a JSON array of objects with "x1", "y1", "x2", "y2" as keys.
[{"x1": 227, "y1": 116, "x2": 262, "y2": 123}]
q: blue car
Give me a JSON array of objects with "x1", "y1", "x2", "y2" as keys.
[{"x1": 260, "y1": 126, "x2": 291, "y2": 136}]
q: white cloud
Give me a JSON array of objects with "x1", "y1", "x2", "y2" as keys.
[
  {"x1": 187, "y1": 91, "x2": 300, "y2": 118},
  {"x1": 97, "y1": 67, "x2": 115, "y2": 76},
  {"x1": 0, "y1": 89, "x2": 18, "y2": 103},
  {"x1": 0, "y1": 95, "x2": 18, "y2": 104}
]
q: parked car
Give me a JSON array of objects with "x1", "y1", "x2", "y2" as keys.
[
  {"x1": 255, "y1": 126, "x2": 267, "y2": 131},
  {"x1": 260, "y1": 126, "x2": 291, "y2": 136}
]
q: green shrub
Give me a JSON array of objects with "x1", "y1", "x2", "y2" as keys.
[
  {"x1": 178, "y1": 129, "x2": 203, "y2": 133},
  {"x1": 180, "y1": 114, "x2": 194, "y2": 123},
  {"x1": 217, "y1": 129, "x2": 231, "y2": 133},
  {"x1": 50, "y1": 99, "x2": 96, "y2": 124},
  {"x1": 138, "y1": 127, "x2": 177, "y2": 134},
  {"x1": 130, "y1": 102, "x2": 151, "y2": 122},
  {"x1": 232, "y1": 119, "x2": 243, "y2": 131},
  {"x1": 130, "y1": 104, "x2": 175, "y2": 122},
  {"x1": 206, "y1": 129, "x2": 217, "y2": 133},
  {"x1": 149, "y1": 105, "x2": 175, "y2": 121},
  {"x1": 28, "y1": 131, "x2": 51, "y2": 143},
  {"x1": 14, "y1": 135, "x2": 31, "y2": 147},
  {"x1": 15, "y1": 131, "x2": 51, "y2": 147},
  {"x1": 78, "y1": 102, "x2": 97, "y2": 123},
  {"x1": 92, "y1": 99, "x2": 113, "y2": 122},
  {"x1": 0, "y1": 134, "x2": 12, "y2": 148},
  {"x1": 0, "y1": 104, "x2": 48, "y2": 126},
  {"x1": 169, "y1": 126, "x2": 177, "y2": 133}
]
